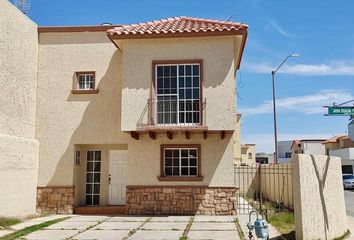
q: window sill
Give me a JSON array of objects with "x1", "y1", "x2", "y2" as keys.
[
  {"x1": 71, "y1": 89, "x2": 99, "y2": 94},
  {"x1": 157, "y1": 176, "x2": 204, "y2": 181}
]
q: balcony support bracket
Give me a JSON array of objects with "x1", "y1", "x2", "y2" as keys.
[
  {"x1": 131, "y1": 131, "x2": 139, "y2": 140},
  {"x1": 221, "y1": 131, "x2": 225, "y2": 139},
  {"x1": 149, "y1": 131, "x2": 156, "y2": 140},
  {"x1": 203, "y1": 131, "x2": 208, "y2": 140},
  {"x1": 185, "y1": 131, "x2": 190, "y2": 140},
  {"x1": 167, "y1": 131, "x2": 173, "y2": 140}
]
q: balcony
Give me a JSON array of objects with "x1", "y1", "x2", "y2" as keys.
[
  {"x1": 145, "y1": 97, "x2": 206, "y2": 129},
  {"x1": 134, "y1": 98, "x2": 207, "y2": 139}
]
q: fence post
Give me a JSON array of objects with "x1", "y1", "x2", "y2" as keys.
[{"x1": 258, "y1": 165, "x2": 263, "y2": 215}]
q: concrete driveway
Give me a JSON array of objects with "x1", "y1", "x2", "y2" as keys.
[{"x1": 17, "y1": 215, "x2": 240, "y2": 240}]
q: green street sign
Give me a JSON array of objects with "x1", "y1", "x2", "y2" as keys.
[{"x1": 327, "y1": 106, "x2": 354, "y2": 116}]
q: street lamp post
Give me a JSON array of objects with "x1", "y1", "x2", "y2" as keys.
[{"x1": 271, "y1": 53, "x2": 299, "y2": 164}]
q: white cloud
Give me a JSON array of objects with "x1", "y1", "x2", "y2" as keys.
[
  {"x1": 243, "y1": 60, "x2": 354, "y2": 75},
  {"x1": 242, "y1": 133, "x2": 338, "y2": 153},
  {"x1": 239, "y1": 89, "x2": 354, "y2": 116},
  {"x1": 267, "y1": 19, "x2": 295, "y2": 38}
]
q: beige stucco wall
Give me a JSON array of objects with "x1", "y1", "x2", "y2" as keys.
[
  {"x1": 293, "y1": 154, "x2": 347, "y2": 240},
  {"x1": 127, "y1": 133, "x2": 235, "y2": 187},
  {"x1": 36, "y1": 32, "x2": 130, "y2": 187},
  {"x1": 0, "y1": 0, "x2": 39, "y2": 217},
  {"x1": 233, "y1": 113, "x2": 242, "y2": 163},
  {"x1": 119, "y1": 36, "x2": 242, "y2": 131},
  {"x1": 73, "y1": 134, "x2": 235, "y2": 206}
]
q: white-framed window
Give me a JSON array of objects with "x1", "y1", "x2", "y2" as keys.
[
  {"x1": 155, "y1": 64, "x2": 200, "y2": 125},
  {"x1": 86, "y1": 151, "x2": 101, "y2": 205},
  {"x1": 75, "y1": 151, "x2": 81, "y2": 165},
  {"x1": 163, "y1": 147, "x2": 199, "y2": 177},
  {"x1": 76, "y1": 72, "x2": 95, "y2": 90}
]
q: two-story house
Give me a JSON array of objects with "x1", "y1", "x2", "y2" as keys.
[
  {"x1": 323, "y1": 135, "x2": 354, "y2": 174},
  {"x1": 1, "y1": 1, "x2": 248, "y2": 216},
  {"x1": 291, "y1": 139, "x2": 326, "y2": 156}
]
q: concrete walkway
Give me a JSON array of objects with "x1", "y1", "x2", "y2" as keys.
[
  {"x1": 0, "y1": 215, "x2": 72, "y2": 237},
  {"x1": 2, "y1": 215, "x2": 241, "y2": 240}
]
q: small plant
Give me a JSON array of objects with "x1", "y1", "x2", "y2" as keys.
[
  {"x1": 234, "y1": 218, "x2": 245, "y2": 239},
  {"x1": 268, "y1": 211, "x2": 295, "y2": 234},
  {"x1": 246, "y1": 188, "x2": 256, "y2": 200},
  {"x1": 0, "y1": 217, "x2": 21, "y2": 229},
  {"x1": 333, "y1": 230, "x2": 350, "y2": 240},
  {"x1": 0, "y1": 217, "x2": 70, "y2": 240}
]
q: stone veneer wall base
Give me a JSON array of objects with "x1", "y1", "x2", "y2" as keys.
[
  {"x1": 36, "y1": 186, "x2": 74, "y2": 214},
  {"x1": 126, "y1": 186, "x2": 237, "y2": 215}
]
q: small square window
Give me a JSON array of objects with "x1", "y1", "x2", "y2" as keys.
[
  {"x1": 73, "y1": 72, "x2": 98, "y2": 94},
  {"x1": 76, "y1": 72, "x2": 95, "y2": 90}
]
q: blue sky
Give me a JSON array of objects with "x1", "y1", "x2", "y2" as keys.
[{"x1": 27, "y1": 0, "x2": 354, "y2": 152}]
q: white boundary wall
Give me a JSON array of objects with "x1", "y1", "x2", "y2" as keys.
[{"x1": 293, "y1": 154, "x2": 347, "y2": 240}]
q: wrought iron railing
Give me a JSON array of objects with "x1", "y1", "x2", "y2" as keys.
[{"x1": 137, "y1": 98, "x2": 206, "y2": 128}]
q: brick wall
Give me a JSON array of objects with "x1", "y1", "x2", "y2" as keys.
[
  {"x1": 36, "y1": 186, "x2": 74, "y2": 214},
  {"x1": 126, "y1": 186, "x2": 236, "y2": 215}
]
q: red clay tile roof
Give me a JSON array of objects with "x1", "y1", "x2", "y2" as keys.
[
  {"x1": 291, "y1": 140, "x2": 301, "y2": 150},
  {"x1": 107, "y1": 16, "x2": 248, "y2": 38},
  {"x1": 322, "y1": 135, "x2": 348, "y2": 144}
]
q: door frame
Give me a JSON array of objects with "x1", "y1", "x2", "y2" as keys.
[{"x1": 108, "y1": 150, "x2": 128, "y2": 206}]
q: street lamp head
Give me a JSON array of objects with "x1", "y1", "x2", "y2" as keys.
[{"x1": 290, "y1": 53, "x2": 300, "y2": 57}]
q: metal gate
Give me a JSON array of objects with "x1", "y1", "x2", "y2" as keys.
[{"x1": 234, "y1": 164, "x2": 293, "y2": 218}]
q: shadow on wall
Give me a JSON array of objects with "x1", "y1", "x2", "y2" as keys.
[
  {"x1": 310, "y1": 154, "x2": 330, "y2": 240},
  {"x1": 45, "y1": 49, "x2": 129, "y2": 193}
]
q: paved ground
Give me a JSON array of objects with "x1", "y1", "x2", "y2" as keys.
[
  {"x1": 345, "y1": 189, "x2": 354, "y2": 217},
  {"x1": 3, "y1": 215, "x2": 241, "y2": 240},
  {"x1": 344, "y1": 190, "x2": 354, "y2": 240}
]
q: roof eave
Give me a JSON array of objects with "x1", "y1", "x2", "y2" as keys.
[
  {"x1": 38, "y1": 25, "x2": 122, "y2": 33},
  {"x1": 107, "y1": 28, "x2": 247, "y2": 40}
]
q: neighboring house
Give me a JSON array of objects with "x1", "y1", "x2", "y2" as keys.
[
  {"x1": 277, "y1": 141, "x2": 293, "y2": 163},
  {"x1": 291, "y1": 139, "x2": 326, "y2": 156},
  {"x1": 256, "y1": 153, "x2": 274, "y2": 164},
  {"x1": 323, "y1": 135, "x2": 354, "y2": 174},
  {"x1": 1, "y1": 1, "x2": 248, "y2": 216},
  {"x1": 240, "y1": 144, "x2": 256, "y2": 166}
]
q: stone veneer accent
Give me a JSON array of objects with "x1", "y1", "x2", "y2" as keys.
[
  {"x1": 36, "y1": 186, "x2": 74, "y2": 214},
  {"x1": 126, "y1": 186, "x2": 236, "y2": 215}
]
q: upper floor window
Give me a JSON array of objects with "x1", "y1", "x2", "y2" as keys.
[
  {"x1": 72, "y1": 71, "x2": 99, "y2": 94},
  {"x1": 155, "y1": 62, "x2": 201, "y2": 125},
  {"x1": 285, "y1": 152, "x2": 292, "y2": 158}
]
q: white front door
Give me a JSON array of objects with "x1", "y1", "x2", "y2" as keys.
[{"x1": 108, "y1": 150, "x2": 128, "y2": 205}]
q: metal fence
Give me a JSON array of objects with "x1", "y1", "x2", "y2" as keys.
[{"x1": 235, "y1": 164, "x2": 293, "y2": 218}]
